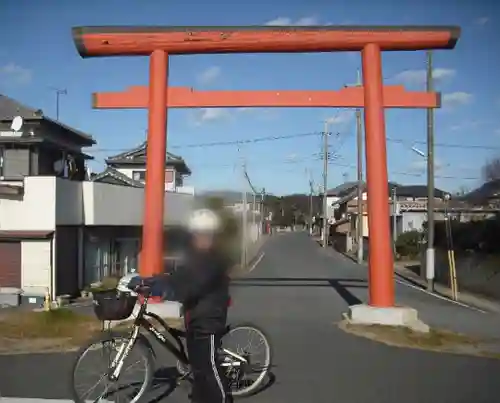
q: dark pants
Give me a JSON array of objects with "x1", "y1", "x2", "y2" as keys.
[{"x1": 186, "y1": 332, "x2": 232, "y2": 403}]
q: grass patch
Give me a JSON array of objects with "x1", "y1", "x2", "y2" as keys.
[
  {"x1": 342, "y1": 322, "x2": 478, "y2": 348},
  {"x1": 0, "y1": 308, "x2": 102, "y2": 340},
  {"x1": 0, "y1": 307, "x2": 185, "y2": 354},
  {"x1": 338, "y1": 321, "x2": 500, "y2": 358}
]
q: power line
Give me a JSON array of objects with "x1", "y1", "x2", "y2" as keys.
[
  {"x1": 87, "y1": 133, "x2": 500, "y2": 154},
  {"x1": 387, "y1": 137, "x2": 500, "y2": 151},
  {"x1": 88, "y1": 132, "x2": 321, "y2": 153}
]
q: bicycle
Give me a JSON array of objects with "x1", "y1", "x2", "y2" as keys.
[{"x1": 70, "y1": 285, "x2": 272, "y2": 403}]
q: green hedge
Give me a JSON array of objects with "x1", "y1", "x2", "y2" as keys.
[
  {"x1": 432, "y1": 215, "x2": 500, "y2": 254},
  {"x1": 395, "y1": 230, "x2": 424, "y2": 259}
]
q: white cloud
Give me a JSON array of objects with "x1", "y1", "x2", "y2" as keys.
[
  {"x1": 192, "y1": 108, "x2": 230, "y2": 126},
  {"x1": 442, "y1": 92, "x2": 473, "y2": 108},
  {"x1": 392, "y1": 68, "x2": 456, "y2": 86},
  {"x1": 196, "y1": 66, "x2": 221, "y2": 85},
  {"x1": 265, "y1": 16, "x2": 319, "y2": 26},
  {"x1": 474, "y1": 17, "x2": 489, "y2": 25},
  {"x1": 0, "y1": 62, "x2": 32, "y2": 85},
  {"x1": 295, "y1": 16, "x2": 319, "y2": 26},
  {"x1": 449, "y1": 120, "x2": 481, "y2": 131},
  {"x1": 191, "y1": 106, "x2": 278, "y2": 126},
  {"x1": 326, "y1": 110, "x2": 355, "y2": 126}
]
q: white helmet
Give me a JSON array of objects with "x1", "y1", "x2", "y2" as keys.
[{"x1": 187, "y1": 208, "x2": 221, "y2": 234}]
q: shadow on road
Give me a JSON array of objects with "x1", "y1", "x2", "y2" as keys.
[
  {"x1": 231, "y1": 277, "x2": 366, "y2": 306},
  {"x1": 143, "y1": 365, "x2": 277, "y2": 402},
  {"x1": 103, "y1": 366, "x2": 179, "y2": 403},
  {"x1": 147, "y1": 366, "x2": 179, "y2": 402}
]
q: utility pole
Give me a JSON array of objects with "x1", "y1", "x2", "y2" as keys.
[
  {"x1": 241, "y1": 160, "x2": 248, "y2": 269},
  {"x1": 305, "y1": 168, "x2": 314, "y2": 235},
  {"x1": 322, "y1": 121, "x2": 329, "y2": 248},
  {"x1": 309, "y1": 176, "x2": 314, "y2": 235},
  {"x1": 355, "y1": 69, "x2": 364, "y2": 264},
  {"x1": 261, "y1": 188, "x2": 265, "y2": 236},
  {"x1": 426, "y1": 50, "x2": 436, "y2": 292},
  {"x1": 50, "y1": 87, "x2": 67, "y2": 121},
  {"x1": 252, "y1": 192, "x2": 256, "y2": 228}
]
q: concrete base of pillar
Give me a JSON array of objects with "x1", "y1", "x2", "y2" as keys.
[{"x1": 344, "y1": 304, "x2": 430, "y2": 333}]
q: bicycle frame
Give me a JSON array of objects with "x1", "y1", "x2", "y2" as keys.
[
  {"x1": 134, "y1": 296, "x2": 189, "y2": 364},
  {"x1": 109, "y1": 295, "x2": 248, "y2": 381}
]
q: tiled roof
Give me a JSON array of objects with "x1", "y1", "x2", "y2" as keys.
[
  {"x1": 106, "y1": 141, "x2": 184, "y2": 162},
  {"x1": 92, "y1": 167, "x2": 145, "y2": 187},
  {"x1": 0, "y1": 94, "x2": 96, "y2": 143}
]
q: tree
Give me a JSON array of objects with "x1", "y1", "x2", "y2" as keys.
[
  {"x1": 482, "y1": 157, "x2": 500, "y2": 182},
  {"x1": 455, "y1": 186, "x2": 470, "y2": 196}
]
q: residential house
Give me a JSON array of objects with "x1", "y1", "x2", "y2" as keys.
[
  {"x1": 0, "y1": 95, "x2": 194, "y2": 306},
  {"x1": 93, "y1": 141, "x2": 194, "y2": 194},
  {"x1": 390, "y1": 185, "x2": 448, "y2": 234},
  {"x1": 0, "y1": 94, "x2": 94, "y2": 183},
  {"x1": 326, "y1": 182, "x2": 399, "y2": 237},
  {"x1": 0, "y1": 94, "x2": 95, "y2": 304},
  {"x1": 329, "y1": 180, "x2": 500, "y2": 255},
  {"x1": 328, "y1": 182, "x2": 446, "y2": 251}
]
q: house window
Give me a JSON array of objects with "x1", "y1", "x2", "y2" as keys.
[{"x1": 132, "y1": 170, "x2": 146, "y2": 181}]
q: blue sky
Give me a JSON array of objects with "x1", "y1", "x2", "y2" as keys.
[{"x1": 0, "y1": 0, "x2": 499, "y2": 196}]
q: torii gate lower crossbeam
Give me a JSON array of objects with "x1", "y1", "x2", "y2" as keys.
[
  {"x1": 91, "y1": 85, "x2": 440, "y2": 108},
  {"x1": 72, "y1": 25, "x2": 460, "y2": 308}
]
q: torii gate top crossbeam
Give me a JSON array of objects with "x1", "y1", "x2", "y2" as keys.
[{"x1": 72, "y1": 25, "x2": 460, "y2": 57}]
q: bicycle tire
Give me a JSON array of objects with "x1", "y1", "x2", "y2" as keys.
[
  {"x1": 70, "y1": 331, "x2": 154, "y2": 403},
  {"x1": 222, "y1": 322, "x2": 273, "y2": 398}
]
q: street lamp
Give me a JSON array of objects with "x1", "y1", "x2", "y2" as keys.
[{"x1": 411, "y1": 146, "x2": 426, "y2": 159}]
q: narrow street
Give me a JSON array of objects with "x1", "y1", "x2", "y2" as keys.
[{"x1": 1, "y1": 232, "x2": 499, "y2": 403}]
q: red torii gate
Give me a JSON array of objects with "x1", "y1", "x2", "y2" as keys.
[{"x1": 72, "y1": 26, "x2": 460, "y2": 308}]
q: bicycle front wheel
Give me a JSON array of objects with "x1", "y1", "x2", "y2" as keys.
[
  {"x1": 221, "y1": 323, "x2": 272, "y2": 398},
  {"x1": 70, "y1": 332, "x2": 154, "y2": 403}
]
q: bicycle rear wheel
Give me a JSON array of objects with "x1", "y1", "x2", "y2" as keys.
[
  {"x1": 70, "y1": 332, "x2": 154, "y2": 403},
  {"x1": 221, "y1": 323, "x2": 272, "y2": 398}
]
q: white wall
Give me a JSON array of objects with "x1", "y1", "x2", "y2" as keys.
[
  {"x1": 0, "y1": 178, "x2": 195, "y2": 230},
  {"x1": 0, "y1": 176, "x2": 56, "y2": 231},
  {"x1": 83, "y1": 182, "x2": 194, "y2": 226},
  {"x1": 21, "y1": 239, "x2": 52, "y2": 296}
]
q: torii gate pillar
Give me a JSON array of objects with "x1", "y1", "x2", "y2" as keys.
[
  {"x1": 362, "y1": 43, "x2": 393, "y2": 306},
  {"x1": 142, "y1": 50, "x2": 168, "y2": 277}
]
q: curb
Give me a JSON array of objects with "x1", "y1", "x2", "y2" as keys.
[
  {"x1": 231, "y1": 235, "x2": 269, "y2": 276},
  {"x1": 244, "y1": 235, "x2": 268, "y2": 268},
  {"x1": 394, "y1": 264, "x2": 500, "y2": 314},
  {"x1": 330, "y1": 247, "x2": 500, "y2": 314}
]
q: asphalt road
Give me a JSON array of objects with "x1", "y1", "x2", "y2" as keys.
[{"x1": 1, "y1": 232, "x2": 499, "y2": 403}]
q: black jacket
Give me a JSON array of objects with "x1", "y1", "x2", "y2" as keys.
[{"x1": 138, "y1": 249, "x2": 231, "y2": 335}]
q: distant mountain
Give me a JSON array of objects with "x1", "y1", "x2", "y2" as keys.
[{"x1": 198, "y1": 190, "x2": 255, "y2": 205}]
